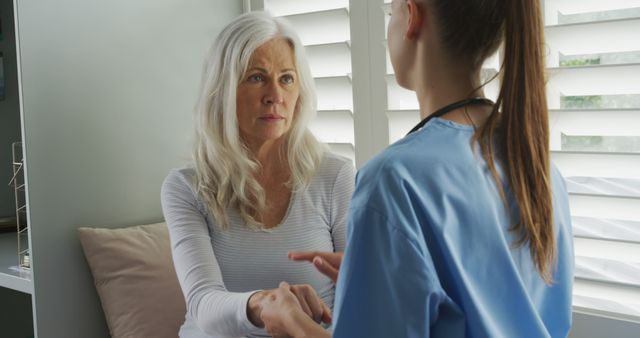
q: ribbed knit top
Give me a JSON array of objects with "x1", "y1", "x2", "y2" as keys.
[{"x1": 161, "y1": 152, "x2": 355, "y2": 338}]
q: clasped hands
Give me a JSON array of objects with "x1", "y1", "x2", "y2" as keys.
[{"x1": 249, "y1": 251, "x2": 343, "y2": 338}]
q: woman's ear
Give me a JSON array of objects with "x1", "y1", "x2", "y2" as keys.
[{"x1": 405, "y1": 0, "x2": 425, "y2": 40}]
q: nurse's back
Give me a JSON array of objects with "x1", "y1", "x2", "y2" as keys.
[{"x1": 333, "y1": 116, "x2": 574, "y2": 337}]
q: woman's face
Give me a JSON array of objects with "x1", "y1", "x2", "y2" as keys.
[{"x1": 236, "y1": 38, "x2": 300, "y2": 148}]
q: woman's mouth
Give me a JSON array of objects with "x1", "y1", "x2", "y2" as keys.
[{"x1": 259, "y1": 114, "x2": 285, "y2": 122}]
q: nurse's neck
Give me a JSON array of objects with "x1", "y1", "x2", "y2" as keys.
[{"x1": 412, "y1": 46, "x2": 489, "y2": 127}]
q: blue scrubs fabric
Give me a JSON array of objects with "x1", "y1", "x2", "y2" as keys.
[{"x1": 332, "y1": 118, "x2": 574, "y2": 338}]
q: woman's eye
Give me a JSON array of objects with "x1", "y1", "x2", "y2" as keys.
[
  {"x1": 248, "y1": 74, "x2": 264, "y2": 82},
  {"x1": 281, "y1": 74, "x2": 295, "y2": 84}
]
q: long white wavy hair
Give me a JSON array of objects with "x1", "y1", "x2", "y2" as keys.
[{"x1": 193, "y1": 11, "x2": 326, "y2": 230}]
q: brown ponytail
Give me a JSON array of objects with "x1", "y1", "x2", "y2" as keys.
[
  {"x1": 479, "y1": 0, "x2": 555, "y2": 282},
  {"x1": 429, "y1": 0, "x2": 555, "y2": 281}
]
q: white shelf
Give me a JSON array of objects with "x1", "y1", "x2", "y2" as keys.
[{"x1": 0, "y1": 232, "x2": 32, "y2": 294}]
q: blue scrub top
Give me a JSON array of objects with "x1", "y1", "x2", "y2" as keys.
[{"x1": 332, "y1": 118, "x2": 574, "y2": 338}]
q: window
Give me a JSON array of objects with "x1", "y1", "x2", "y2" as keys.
[{"x1": 251, "y1": 0, "x2": 640, "y2": 321}]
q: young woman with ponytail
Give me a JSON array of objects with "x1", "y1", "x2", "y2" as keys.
[{"x1": 259, "y1": 0, "x2": 574, "y2": 337}]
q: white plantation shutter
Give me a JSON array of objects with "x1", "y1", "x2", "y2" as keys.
[
  {"x1": 544, "y1": 0, "x2": 640, "y2": 319},
  {"x1": 261, "y1": 0, "x2": 356, "y2": 162}
]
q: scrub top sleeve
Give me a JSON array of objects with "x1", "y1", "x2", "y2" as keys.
[{"x1": 332, "y1": 205, "x2": 448, "y2": 338}]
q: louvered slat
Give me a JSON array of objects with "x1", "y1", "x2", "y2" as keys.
[
  {"x1": 568, "y1": 194, "x2": 640, "y2": 222},
  {"x1": 546, "y1": 64, "x2": 640, "y2": 110},
  {"x1": 565, "y1": 177, "x2": 640, "y2": 199},
  {"x1": 573, "y1": 216, "x2": 640, "y2": 243},
  {"x1": 551, "y1": 151, "x2": 640, "y2": 179},
  {"x1": 309, "y1": 110, "x2": 354, "y2": 144},
  {"x1": 573, "y1": 279, "x2": 640, "y2": 318},
  {"x1": 306, "y1": 42, "x2": 351, "y2": 78},
  {"x1": 545, "y1": 18, "x2": 640, "y2": 66},
  {"x1": 315, "y1": 76, "x2": 353, "y2": 111},
  {"x1": 574, "y1": 237, "x2": 640, "y2": 281},
  {"x1": 283, "y1": 8, "x2": 350, "y2": 46},
  {"x1": 549, "y1": 108, "x2": 640, "y2": 137},
  {"x1": 264, "y1": 0, "x2": 348, "y2": 17}
]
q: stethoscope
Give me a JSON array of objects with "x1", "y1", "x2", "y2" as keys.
[{"x1": 406, "y1": 97, "x2": 495, "y2": 135}]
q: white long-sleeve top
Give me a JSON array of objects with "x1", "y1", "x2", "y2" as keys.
[{"x1": 161, "y1": 153, "x2": 355, "y2": 338}]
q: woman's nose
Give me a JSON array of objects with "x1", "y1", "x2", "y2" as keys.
[{"x1": 262, "y1": 83, "x2": 284, "y2": 105}]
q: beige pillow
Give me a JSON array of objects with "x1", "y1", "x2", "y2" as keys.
[{"x1": 78, "y1": 222, "x2": 186, "y2": 338}]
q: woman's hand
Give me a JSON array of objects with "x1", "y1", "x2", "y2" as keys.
[
  {"x1": 260, "y1": 282, "x2": 332, "y2": 338},
  {"x1": 247, "y1": 283, "x2": 331, "y2": 328},
  {"x1": 288, "y1": 251, "x2": 343, "y2": 284}
]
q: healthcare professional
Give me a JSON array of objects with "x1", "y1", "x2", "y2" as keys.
[{"x1": 258, "y1": 0, "x2": 575, "y2": 337}]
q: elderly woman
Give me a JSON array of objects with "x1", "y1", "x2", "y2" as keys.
[{"x1": 161, "y1": 11, "x2": 354, "y2": 338}]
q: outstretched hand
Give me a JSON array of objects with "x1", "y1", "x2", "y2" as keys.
[{"x1": 288, "y1": 251, "x2": 343, "y2": 284}]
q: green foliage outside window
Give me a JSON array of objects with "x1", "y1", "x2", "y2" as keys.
[
  {"x1": 561, "y1": 95, "x2": 603, "y2": 109},
  {"x1": 559, "y1": 58, "x2": 601, "y2": 67}
]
